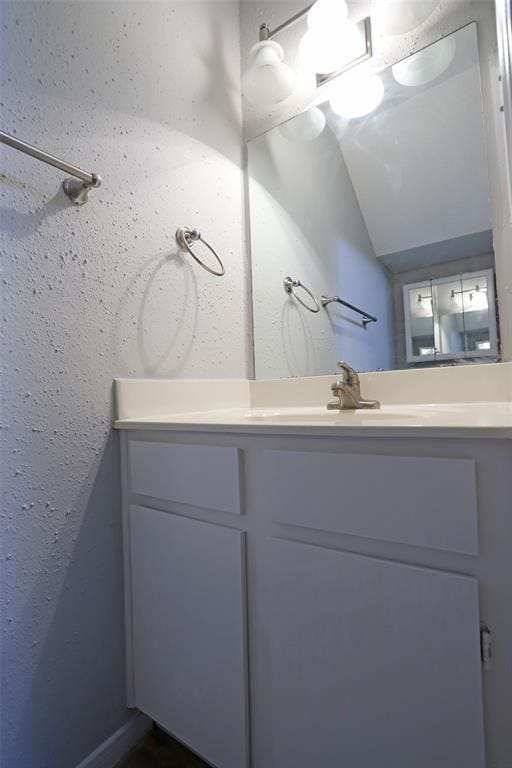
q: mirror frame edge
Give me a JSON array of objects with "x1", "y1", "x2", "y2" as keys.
[{"x1": 494, "y1": 0, "x2": 512, "y2": 361}]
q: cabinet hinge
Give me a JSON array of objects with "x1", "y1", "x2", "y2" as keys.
[{"x1": 480, "y1": 624, "x2": 493, "y2": 671}]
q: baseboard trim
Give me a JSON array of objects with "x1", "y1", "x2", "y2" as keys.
[{"x1": 75, "y1": 711, "x2": 152, "y2": 768}]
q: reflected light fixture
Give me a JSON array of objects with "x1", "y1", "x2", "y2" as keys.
[
  {"x1": 451, "y1": 284, "x2": 488, "y2": 312},
  {"x1": 329, "y1": 72, "x2": 384, "y2": 118},
  {"x1": 242, "y1": 1, "x2": 373, "y2": 106},
  {"x1": 411, "y1": 292, "x2": 433, "y2": 318},
  {"x1": 279, "y1": 106, "x2": 327, "y2": 141},
  {"x1": 392, "y1": 36, "x2": 457, "y2": 87}
]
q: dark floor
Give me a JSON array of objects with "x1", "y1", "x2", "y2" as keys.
[{"x1": 117, "y1": 726, "x2": 210, "y2": 768}]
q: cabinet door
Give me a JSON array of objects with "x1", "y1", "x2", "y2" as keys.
[
  {"x1": 129, "y1": 505, "x2": 249, "y2": 768},
  {"x1": 256, "y1": 538, "x2": 485, "y2": 768}
]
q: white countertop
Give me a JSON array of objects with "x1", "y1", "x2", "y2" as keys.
[
  {"x1": 114, "y1": 402, "x2": 512, "y2": 439},
  {"x1": 113, "y1": 363, "x2": 512, "y2": 439}
]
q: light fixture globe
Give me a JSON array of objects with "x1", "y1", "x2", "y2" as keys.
[
  {"x1": 299, "y1": 22, "x2": 361, "y2": 75},
  {"x1": 242, "y1": 40, "x2": 295, "y2": 105},
  {"x1": 279, "y1": 107, "x2": 327, "y2": 141},
  {"x1": 392, "y1": 36, "x2": 457, "y2": 87},
  {"x1": 329, "y1": 72, "x2": 384, "y2": 118},
  {"x1": 378, "y1": 0, "x2": 437, "y2": 36},
  {"x1": 307, "y1": 0, "x2": 348, "y2": 32}
]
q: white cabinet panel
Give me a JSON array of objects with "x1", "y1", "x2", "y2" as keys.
[
  {"x1": 130, "y1": 505, "x2": 249, "y2": 768},
  {"x1": 253, "y1": 450, "x2": 478, "y2": 554},
  {"x1": 257, "y1": 538, "x2": 485, "y2": 768},
  {"x1": 129, "y1": 440, "x2": 241, "y2": 514}
]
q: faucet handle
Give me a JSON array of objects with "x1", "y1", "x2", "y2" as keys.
[{"x1": 336, "y1": 361, "x2": 359, "y2": 386}]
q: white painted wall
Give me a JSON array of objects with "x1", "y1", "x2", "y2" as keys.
[
  {"x1": 249, "y1": 116, "x2": 394, "y2": 377},
  {"x1": 0, "y1": 2, "x2": 247, "y2": 767}
]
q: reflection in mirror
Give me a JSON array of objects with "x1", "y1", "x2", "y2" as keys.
[{"x1": 247, "y1": 23, "x2": 500, "y2": 378}]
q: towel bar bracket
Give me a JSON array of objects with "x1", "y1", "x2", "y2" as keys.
[
  {"x1": 0, "y1": 130, "x2": 101, "y2": 205},
  {"x1": 62, "y1": 174, "x2": 102, "y2": 206}
]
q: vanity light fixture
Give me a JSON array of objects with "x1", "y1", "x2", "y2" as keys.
[
  {"x1": 451, "y1": 284, "x2": 488, "y2": 311},
  {"x1": 241, "y1": 40, "x2": 296, "y2": 106},
  {"x1": 242, "y1": 0, "x2": 373, "y2": 106},
  {"x1": 329, "y1": 71, "x2": 384, "y2": 119},
  {"x1": 279, "y1": 106, "x2": 327, "y2": 141},
  {"x1": 410, "y1": 291, "x2": 433, "y2": 319},
  {"x1": 377, "y1": 0, "x2": 438, "y2": 36},
  {"x1": 299, "y1": 0, "x2": 362, "y2": 75},
  {"x1": 392, "y1": 36, "x2": 457, "y2": 87}
]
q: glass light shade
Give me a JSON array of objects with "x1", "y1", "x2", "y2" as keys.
[
  {"x1": 329, "y1": 73, "x2": 384, "y2": 118},
  {"x1": 392, "y1": 37, "x2": 457, "y2": 87},
  {"x1": 299, "y1": 22, "x2": 361, "y2": 75},
  {"x1": 411, "y1": 292, "x2": 433, "y2": 319},
  {"x1": 466, "y1": 287, "x2": 488, "y2": 312},
  {"x1": 279, "y1": 107, "x2": 327, "y2": 142},
  {"x1": 307, "y1": 0, "x2": 348, "y2": 32},
  {"x1": 379, "y1": 0, "x2": 437, "y2": 36},
  {"x1": 242, "y1": 41, "x2": 295, "y2": 105}
]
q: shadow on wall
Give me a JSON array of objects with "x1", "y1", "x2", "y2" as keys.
[
  {"x1": 0, "y1": 186, "x2": 76, "y2": 239},
  {"x1": 112, "y1": 247, "x2": 199, "y2": 377},
  {"x1": 1, "y1": 433, "x2": 127, "y2": 768},
  {"x1": 280, "y1": 300, "x2": 316, "y2": 377},
  {"x1": 5, "y1": 1, "x2": 242, "y2": 164},
  {"x1": 194, "y1": 3, "x2": 242, "y2": 153}
]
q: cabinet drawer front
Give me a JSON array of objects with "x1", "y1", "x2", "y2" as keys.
[
  {"x1": 253, "y1": 450, "x2": 478, "y2": 554},
  {"x1": 128, "y1": 440, "x2": 241, "y2": 514}
]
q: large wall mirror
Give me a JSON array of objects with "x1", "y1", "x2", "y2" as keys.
[{"x1": 247, "y1": 23, "x2": 503, "y2": 378}]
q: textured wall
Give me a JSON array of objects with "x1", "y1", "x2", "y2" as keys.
[{"x1": 0, "y1": 2, "x2": 247, "y2": 767}]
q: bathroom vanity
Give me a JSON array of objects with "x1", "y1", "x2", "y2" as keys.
[{"x1": 115, "y1": 364, "x2": 512, "y2": 768}]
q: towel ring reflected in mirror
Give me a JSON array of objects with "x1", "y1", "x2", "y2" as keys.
[
  {"x1": 283, "y1": 276, "x2": 320, "y2": 313},
  {"x1": 175, "y1": 227, "x2": 225, "y2": 277}
]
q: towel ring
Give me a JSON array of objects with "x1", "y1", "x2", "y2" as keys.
[
  {"x1": 175, "y1": 227, "x2": 225, "y2": 277},
  {"x1": 283, "y1": 276, "x2": 320, "y2": 313}
]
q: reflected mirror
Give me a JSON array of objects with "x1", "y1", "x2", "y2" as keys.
[{"x1": 247, "y1": 23, "x2": 501, "y2": 378}]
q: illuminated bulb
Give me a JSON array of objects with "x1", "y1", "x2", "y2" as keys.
[
  {"x1": 329, "y1": 73, "x2": 384, "y2": 118},
  {"x1": 242, "y1": 41, "x2": 295, "y2": 105},
  {"x1": 279, "y1": 107, "x2": 326, "y2": 141},
  {"x1": 378, "y1": 0, "x2": 437, "y2": 36},
  {"x1": 392, "y1": 36, "x2": 457, "y2": 87},
  {"x1": 412, "y1": 293, "x2": 433, "y2": 318},
  {"x1": 299, "y1": 22, "x2": 362, "y2": 74},
  {"x1": 467, "y1": 287, "x2": 488, "y2": 312},
  {"x1": 307, "y1": 0, "x2": 348, "y2": 32}
]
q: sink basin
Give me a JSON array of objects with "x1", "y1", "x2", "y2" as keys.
[{"x1": 241, "y1": 406, "x2": 415, "y2": 424}]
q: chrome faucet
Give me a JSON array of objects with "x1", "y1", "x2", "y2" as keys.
[{"x1": 327, "y1": 361, "x2": 380, "y2": 410}]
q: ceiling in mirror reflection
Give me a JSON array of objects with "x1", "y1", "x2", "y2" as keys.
[
  {"x1": 247, "y1": 23, "x2": 500, "y2": 379},
  {"x1": 329, "y1": 25, "x2": 491, "y2": 272}
]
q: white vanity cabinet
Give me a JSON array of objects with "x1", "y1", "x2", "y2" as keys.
[{"x1": 120, "y1": 430, "x2": 512, "y2": 768}]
